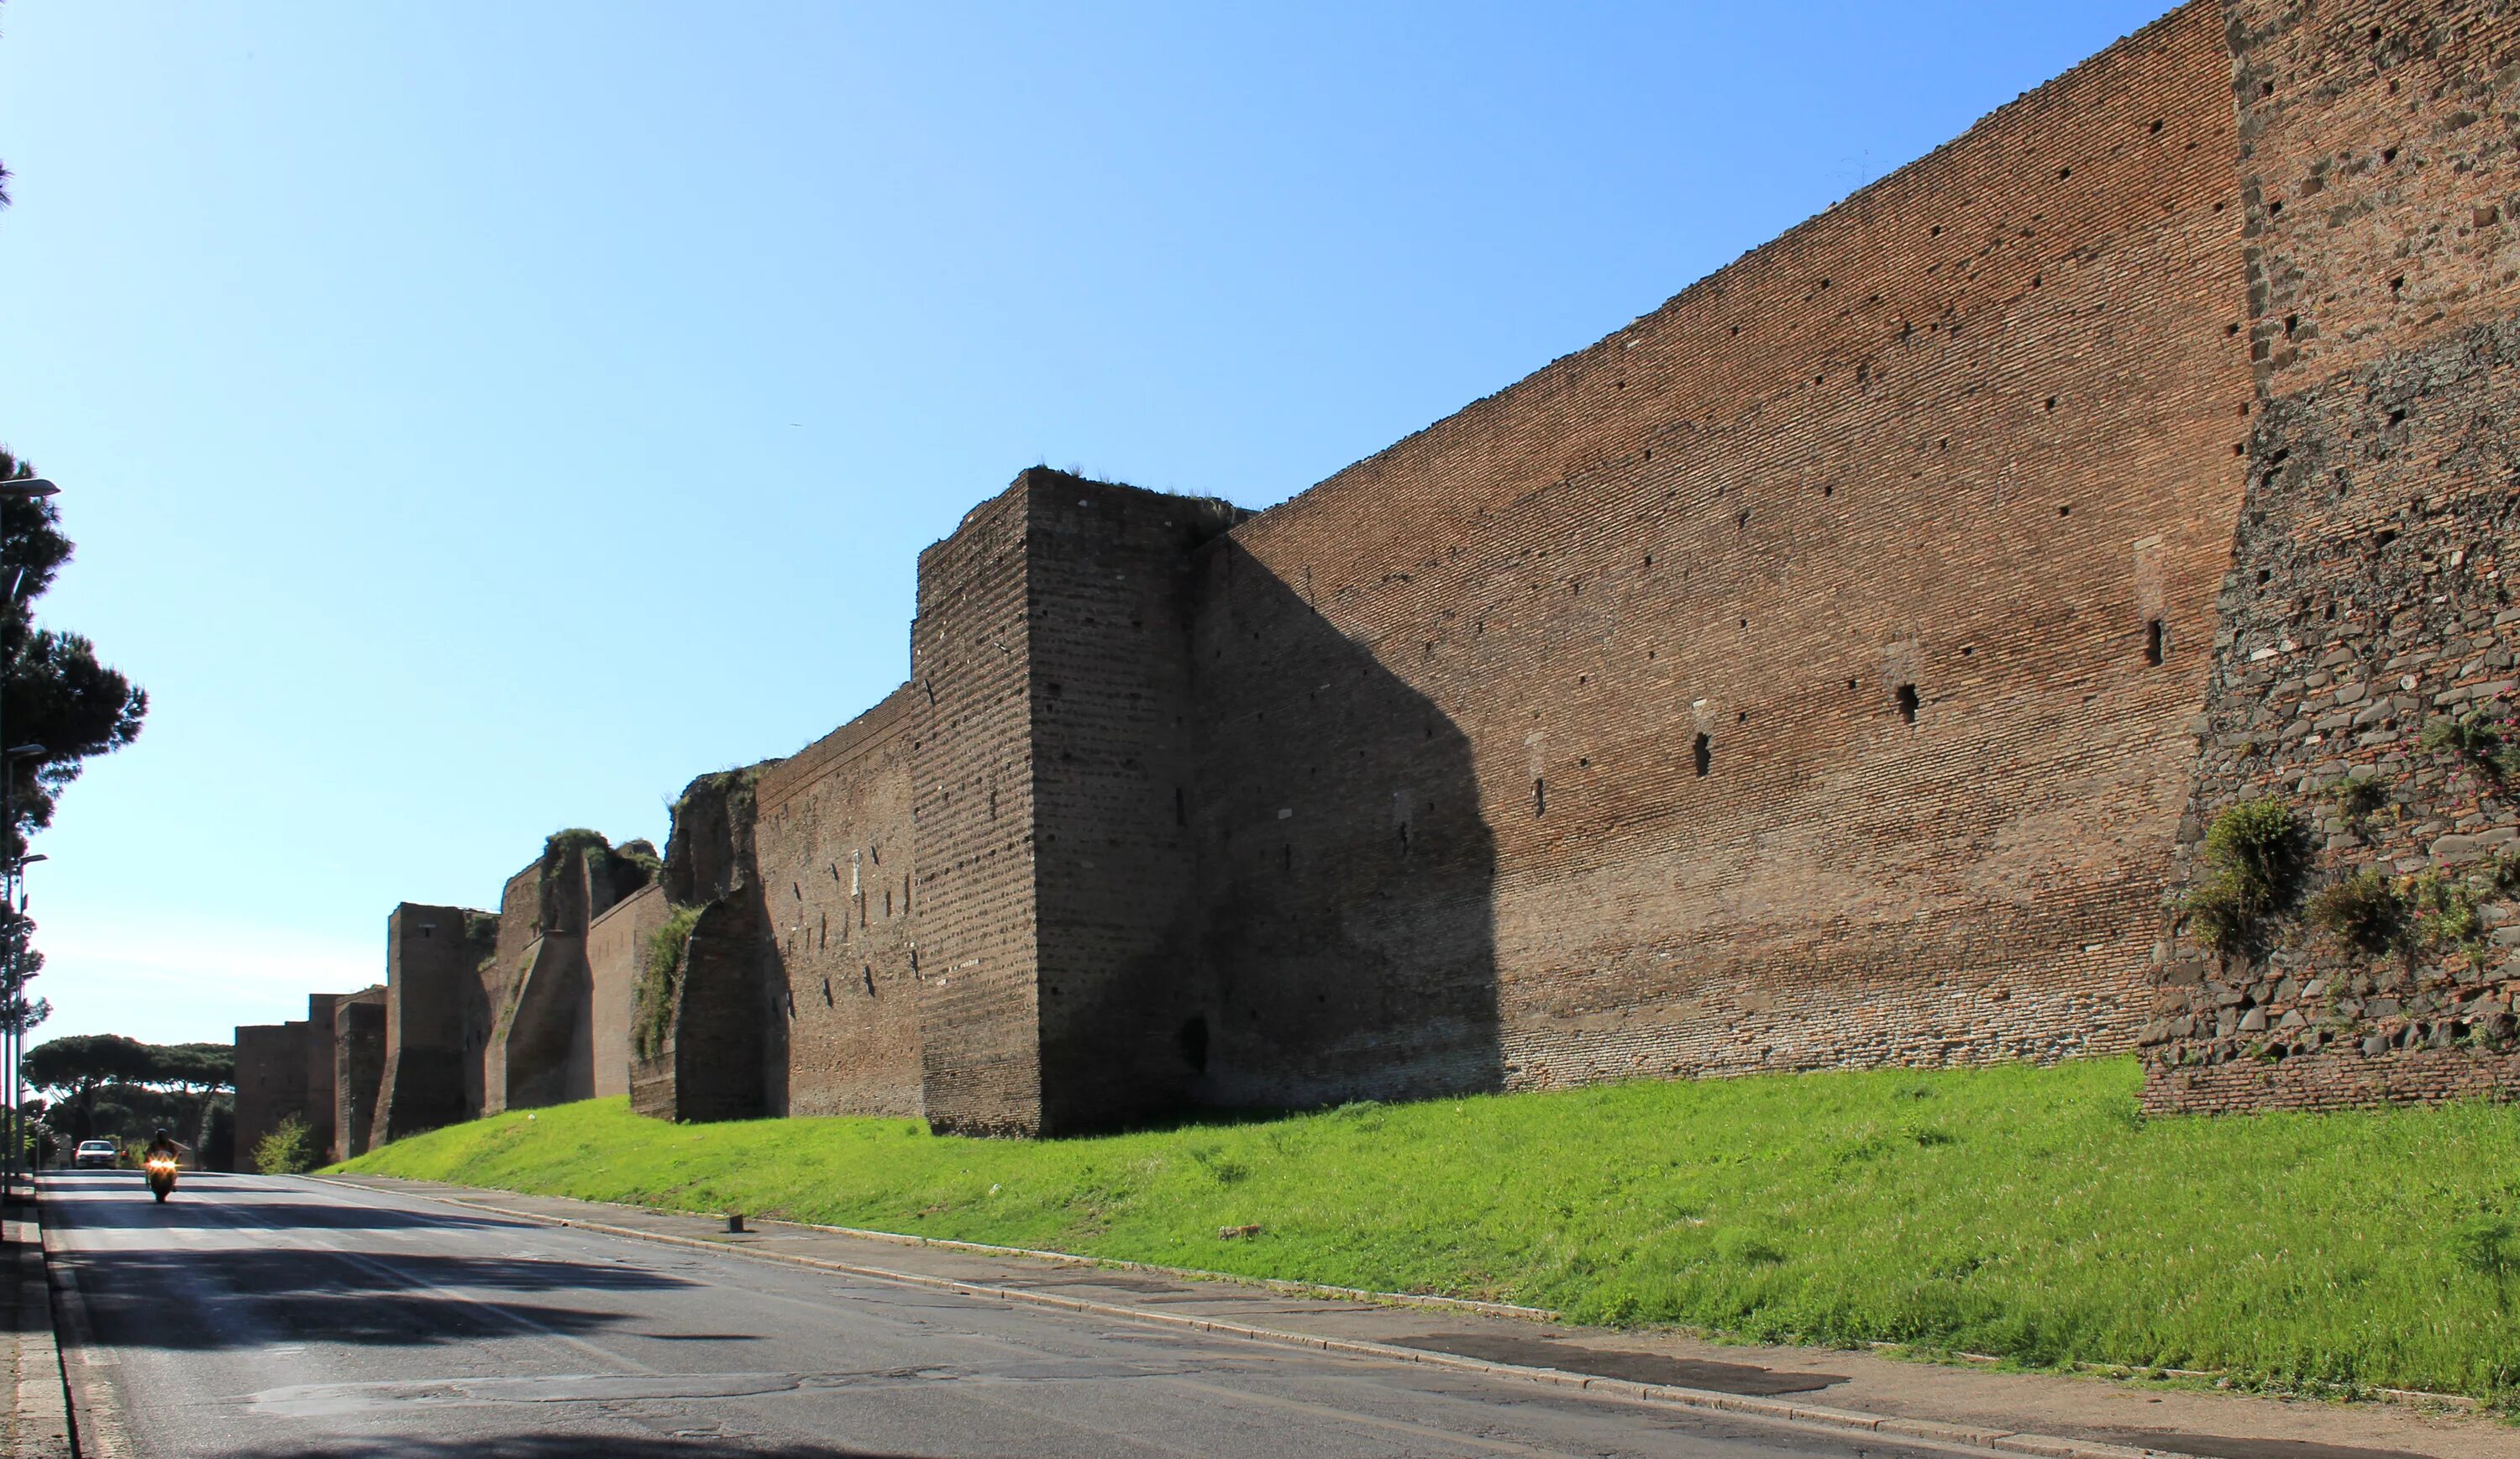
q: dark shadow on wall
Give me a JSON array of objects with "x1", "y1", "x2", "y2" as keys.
[{"x1": 1184, "y1": 538, "x2": 1500, "y2": 1110}]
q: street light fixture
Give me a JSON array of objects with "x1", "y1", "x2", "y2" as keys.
[{"x1": 0, "y1": 480, "x2": 57, "y2": 499}]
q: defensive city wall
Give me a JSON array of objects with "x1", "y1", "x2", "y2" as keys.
[{"x1": 235, "y1": 0, "x2": 2520, "y2": 1162}]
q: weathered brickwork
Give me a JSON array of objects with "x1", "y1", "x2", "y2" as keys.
[
  {"x1": 911, "y1": 485, "x2": 1051, "y2": 1135},
  {"x1": 753, "y1": 687, "x2": 925, "y2": 1120},
  {"x1": 231, "y1": 1021, "x2": 307, "y2": 1170},
  {"x1": 332, "y1": 986, "x2": 387, "y2": 1162},
  {"x1": 1190, "y1": 0, "x2": 2250, "y2": 1101},
  {"x1": 375, "y1": 903, "x2": 485, "y2": 1141},
  {"x1": 300, "y1": 993, "x2": 340, "y2": 1164},
  {"x1": 2144, "y1": 0, "x2": 2520, "y2": 1113},
  {"x1": 586, "y1": 883, "x2": 666, "y2": 1102},
  {"x1": 335, "y1": 0, "x2": 2520, "y2": 1136}
]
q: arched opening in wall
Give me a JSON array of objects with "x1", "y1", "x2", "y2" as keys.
[
  {"x1": 2145, "y1": 619, "x2": 2164, "y2": 665},
  {"x1": 1897, "y1": 684, "x2": 1919, "y2": 724},
  {"x1": 1693, "y1": 733, "x2": 1711, "y2": 777},
  {"x1": 1177, "y1": 1016, "x2": 1210, "y2": 1074}
]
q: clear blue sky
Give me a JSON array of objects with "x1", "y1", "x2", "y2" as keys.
[{"x1": 0, "y1": 1, "x2": 2171, "y2": 1047}]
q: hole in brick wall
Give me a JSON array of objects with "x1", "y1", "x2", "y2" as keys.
[
  {"x1": 2150, "y1": 118, "x2": 2163, "y2": 134},
  {"x1": 2227, "y1": 322, "x2": 2240, "y2": 334},
  {"x1": 2269, "y1": 200, "x2": 2284, "y2": 216},
  {"x1": 1736, "y1": 710, "x2": 1748, "y2": 724},
  {"x1": 2375, "y1": 528, "x2": 2397, "y2": 548},
  {"x1": 2045, "y1": 396, "x2": 2058, "y2": 411},
  {"x1": 1847, "y1": 678, "x2": 1859, "y2": 690},
  {"x1": 1178, "y1": 1016, "x2": 1210, "y2": 1074},
  {"x1": 822, "y1": 977, "x2": 833, "y2": 1006},
  {"x1": 1896, "y1": 684, "x2": 1919, "y2": 723},
  {"x1": 1931, "y1": 224, "x2": 1942, "y2": 235},
  {"x1": 2145, "y1": 620, "x2": 2164, "y2": 665},
  {"x1": 2032, "y1": 274, "x2": 2041, "y2": 288},
  {"x1": 2285, "y1": 313, "x2": 2299, "y2": 337},
  {"x1": 863, "y1": 967, "x2": 875, "y2": 997},
  {"x1": 2389, "y1": 408, "x2": 2406, "y2": 425},
  {"x1": 2257, "y1": 568, "x2": 2273, "y2": 585},
  {"x1": 1730, "y1": 324, "x2": 1740, "y2": 336},
  {"x1": 1283, "y1": 844, "x2": 1292, "y2": 873},
  {"x1": 2058, "y1": 166, "x2": 2071, "y2": 180},
  {"x1": 1823, "y1": 484, "x2": 1835, "y2": 496},
  {"x1": 2261, "y1": 81, "x2": 2275, "y2": 96},
  {"x1": 1532, "y1": 778, "x2": 1546, "y2": 817},
  {"x1": 1693, "y1": 734, "x2": 1711, "y2": 777},
  {"x1": 1643, "y1": 554, "x2": 1653, "y2": 568},
  {"x1": 1961, "y1": 645, "x2": 1975, "y2": 656}
]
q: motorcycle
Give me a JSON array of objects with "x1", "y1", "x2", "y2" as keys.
[{"x1": 144, "y1": 1154, "x2": 178, "y2": 1204}]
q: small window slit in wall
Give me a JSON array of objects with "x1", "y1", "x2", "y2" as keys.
[
  {"x1": 2145, "y1": 619, "x2": 2165, "y2": 665},
  {"x1": 1896, "y1": 684, "x2": 1919, "y2": 723},
  {"x1": 1693, "y1": 734, "x2": 1712, "y2": 777},
  {"x1": 1532, "y1": 778, "x2": 1546, "y2": 817}
]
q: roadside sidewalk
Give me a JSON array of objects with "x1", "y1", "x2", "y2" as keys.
[
  {"x1": 327, "y1": 1174, "x2": 2510, "y2": 1459},
  {"x1": 3, "y1": 1189, "x2": 71, "y2": 1459}
]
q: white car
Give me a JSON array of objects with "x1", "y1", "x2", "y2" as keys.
[{"x1": 72, "y1": 1140, "x2": 118, "y2": 1170}]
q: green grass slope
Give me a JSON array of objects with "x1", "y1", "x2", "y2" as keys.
[{"x1": 336, "y1": 1058, "x2": 2520, "y2": 1402}]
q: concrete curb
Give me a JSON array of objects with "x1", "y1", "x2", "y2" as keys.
[
  {"x1": 36, "y1": 1191, "x2": 129, "y2": 1459},
  {"x1": 348, "y1": 1179, "x2": 2200, "y2": 1459},
  {"x1": 4, "y1": 1194, "x2": 71, "y2": 1459}
]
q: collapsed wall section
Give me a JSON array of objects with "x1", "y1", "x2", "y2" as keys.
[
  {"x1": 587, "y1": 882, "x2": 667, "y2": 1101},
  {"x1": 1184, "y1": 0, "x2": 2251, "y2": 1103},
  {"x1": 634, "y1": 768, "x2": 780, "y2": 1121},
  {"x1": 752, "y1": 685, "x2": 926, "y2": 1119},
  {"x1": 2145, "y1": 0, "x2": 2520, "y2": 1111}
]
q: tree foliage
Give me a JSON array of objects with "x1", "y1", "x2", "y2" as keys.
[{"x1": 24, "y1": 1034, "x2": 235, "y2": 1141}]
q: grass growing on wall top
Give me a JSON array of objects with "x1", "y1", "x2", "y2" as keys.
[{"x1": 335, "y1": 1058, "x2": 2520, "y2": 1404}]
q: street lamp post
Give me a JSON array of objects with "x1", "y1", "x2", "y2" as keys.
[
  {"x1": 0, "y1": 476, "x2": 59, "y2": 1199},
  {"x1": 3, "y1": 851, "x2": 42, "y2": 1190}
]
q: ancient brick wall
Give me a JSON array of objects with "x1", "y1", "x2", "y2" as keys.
[
  {"x1": 232, "y1": 1021, "x2": 307, "y2": 1170},
  {"x1": 332, "y1": 986, "x2": 387, "y2": 1162},
  {"x1": 471, "y1": 862, "x2": 541, "y2": 1116},
  {"x1": 2143, "y1": 0, "x2": 2520, "y2": 1113},
  {"x1": 587, "y1": 882, "x2": 667, "y2": 1101},
  {"x1": 752, "y1": 685, "x2": 927, "y2": 1119},
  {"x1": 911, "y1": 484, "x2": 1049, "y2": 1134},
  {"x1": 1181, "y1": 0, "x2": 2250, "y2": 1105},
  {"x1": 300, "y1": 993, "x2": 340, "y2": 1165},
  {"x1": 377, "y1": 902, "x2": 487, "y2": 1141},
  {"x1": 635, "y1": 769, "x2": 781, "y2": 1121},
  {"x1": 1028, "y1": 482, "x2": 1243, "y2": 1131}
]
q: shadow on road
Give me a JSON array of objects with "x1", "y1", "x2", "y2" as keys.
[
  {"x1": 233, "y1": 1441, "x2": 921, "y2": 1458},
  {"x1": 75, "y1": 1199, "x2": 540, "y2": 1233},
  {"x1": 71, "y1": 1246, "x2": 700, "y2": 1351}
]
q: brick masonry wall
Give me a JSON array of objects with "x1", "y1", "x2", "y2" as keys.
[
  {"x1": 586, "y1": 882, "x2": 667, "y2": 1101},
  {"x1": 232, "y1": 1021, "x2": 307, "y2": 1170},
  {"x1": 300, "y1": 993, "x2": 340, "y2": 1166},
  {"x1": 2144, "y1": 0, "x2": 2520, "y2": 1113},
  {"x1": 332, "y1": 986, "x2": 386, "y2": 1162},
  {"x1": 753, "y1": 685, "x2": 927, "y2": 1120},
  {"x1": 1186, "y1": 0, "x2": 2251, "y2": 1104},
  {"x1": 911, "y1": 483, "x2": 1049, "y2": 1135},
  {"x1": 500, "y1": 850, "x2": 595, "y2": 1112},
  {"x1": 378, "y1": 902, "x2": 486, "y2": 1141},
  {"x1": 1029, "y1": 480, "x2": 1244, "y2": 1132},
  {"x1": 472, "y1": 862, "x2": 541, "y2": 1117}
]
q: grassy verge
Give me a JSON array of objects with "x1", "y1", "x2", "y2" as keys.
[{"x1": 335, "y1": 1057, "x2": 2520, "y2": 1404}]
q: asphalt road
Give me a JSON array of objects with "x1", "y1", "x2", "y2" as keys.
[{"x1": 42, "y1": 1169, "x2": 1967, "y2": 1459}]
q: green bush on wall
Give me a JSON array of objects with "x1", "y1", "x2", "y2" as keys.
[
  {"x1": 633, "y1": 905, "x2": 703, "y2": 1063},
  {"x1": 2182, "y1": 799, "x2": 2310, "y2": 956}
]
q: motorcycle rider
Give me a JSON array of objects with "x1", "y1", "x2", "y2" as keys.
[{"x1": 144, "y1": 1128, "x2": 181, "y2": 1167}]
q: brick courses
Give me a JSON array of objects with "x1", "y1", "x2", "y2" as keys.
[{"x1": 344, "y1": 0, "x2": 2520, "y2": 1136}]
